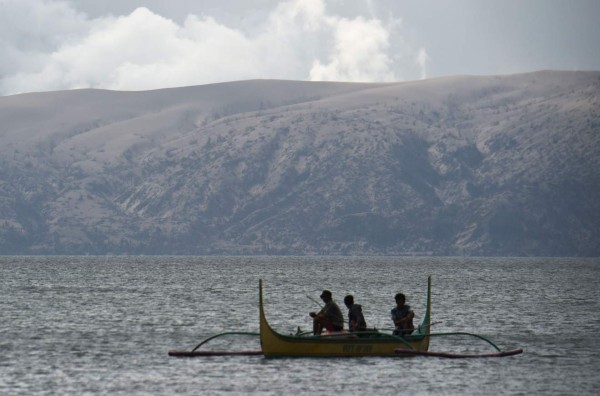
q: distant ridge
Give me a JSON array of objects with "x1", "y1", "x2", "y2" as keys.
[{"x1": 1, "y1": 70, "x2": 599, "y2": 256}]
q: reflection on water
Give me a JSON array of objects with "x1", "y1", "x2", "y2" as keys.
[{"x1": 1, "y1": 256, "x2": 599, "y2": 395}]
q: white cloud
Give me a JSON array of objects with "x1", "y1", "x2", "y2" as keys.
[
  {"x1": 0, "y1": 0, "x2": 427, "y2": 95},
  {"x1": 0, "y1": 0, "x2": 88, "y2": 75},
  {"x1": 309, "y1": 16, "x2": 394, "y2": 82},
  {"x1": 416, "y1": 48, "x2": 430, "y2": 80}
]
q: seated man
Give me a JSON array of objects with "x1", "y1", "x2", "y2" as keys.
[
  {"x1": 343, "y1": 295, "x2": 367, "y2": 333},
  {"x1": 309, "y1": 289, "x2": 344, "y2": 335},
  {"x1": 391, "y1": 292, "x2": 414, "y2": 336}
]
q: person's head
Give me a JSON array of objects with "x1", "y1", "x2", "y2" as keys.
[
  {"x1": 343, "y1": 295, "x2": 354, "y2": 308},
  {"x1": 394, "y1": 293, "x2": 406, "y2": 306},
  {"x1": 320, "y1": 289, "x2": 332, "y2": 302}
]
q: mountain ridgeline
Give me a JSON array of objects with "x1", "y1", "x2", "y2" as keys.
[{"x1": 1, "y1": 71, "x2": 599, "y2": 256}]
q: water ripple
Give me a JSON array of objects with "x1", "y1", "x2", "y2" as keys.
[{"x1": 1, "y1": 256, "x2": 599, "y2": 395}]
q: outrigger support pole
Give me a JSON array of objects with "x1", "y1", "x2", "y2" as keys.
[
  {"x1": 168, "y1": 331, "x2": 262, "y2": 357},
  {"x1": 393, "y1": 331, "x2": 523, "y2": 358},
  {"x1": 395, "y1": 348, "x2": 523, "y2": 358},
  {"x1": 191, "y1": 331, "x2": 260, "y2": 352},
  {"x1": 425, "y1": 331, "x2": 503, "y2": 352}
]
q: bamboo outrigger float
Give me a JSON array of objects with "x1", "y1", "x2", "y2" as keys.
[
  {"x1": 169, "y1": 275, "x2": 522, "y2": 358},
  {"x1": 258, "y1": 277, "x2": 432, "y2": 357}
]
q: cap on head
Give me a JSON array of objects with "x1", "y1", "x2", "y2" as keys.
[{"x1": 320, "y1": 290, "x2": 332, "y2": 299}]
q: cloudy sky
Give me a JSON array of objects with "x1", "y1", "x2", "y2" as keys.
[{"x1": 1, "y1": 0, "x2": 599, "y2": 95}]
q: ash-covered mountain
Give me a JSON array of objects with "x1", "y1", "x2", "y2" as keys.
[{"x1": 1, "y1": 71, "x2": 599, "y2": 256}]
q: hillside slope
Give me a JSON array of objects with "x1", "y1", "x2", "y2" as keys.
[{"x1": 1, "y1": 71, "x2": 599, "y2": 255}]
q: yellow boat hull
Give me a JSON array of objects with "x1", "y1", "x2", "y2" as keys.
[{"x1": 259, "y1": 276, "x2": 432, "y2": 357}]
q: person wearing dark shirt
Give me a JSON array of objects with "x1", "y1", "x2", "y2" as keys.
[
  {"x1": 343, "y1": 295, "x2": 367, "y2": 332},
  {"x1": 391, "y1": 292, "x2": 414, "y2": 336},
  {"x1": 309, "y1": 289, "x2": 344, "y2": 335}
]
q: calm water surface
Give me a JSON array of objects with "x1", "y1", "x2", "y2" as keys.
[{"x1": 1, "y1": 256, "x2": 599, "y2": 395}]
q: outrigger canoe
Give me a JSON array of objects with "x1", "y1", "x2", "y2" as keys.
[
  {"x1": 258, "y1": 276, "x2": 432, "y2": 357},
  {"x1": 169, "y1": 275, "x2": 522, "y2": 358}
]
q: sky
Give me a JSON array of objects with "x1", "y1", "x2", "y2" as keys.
[{"x1": 1, "y1": 0, "x2": 599, "y2": 95}]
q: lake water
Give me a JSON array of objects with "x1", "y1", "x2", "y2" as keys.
[{"x1": 1, "y1": 256, "x2": 599, "y2": 395}]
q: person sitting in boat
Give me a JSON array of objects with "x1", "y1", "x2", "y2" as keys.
[
  {"x1": 309, "y1": 289, "x2": 344, "y2": 335},
  {"x1": 391, "y1": 292, "x2": 414, "y2": 336},
  {"x1": 343, "y1": 295, "x2": 367, "y2": 333}
]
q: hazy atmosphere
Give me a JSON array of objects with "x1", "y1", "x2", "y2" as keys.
[
  {"x1": 3, "y1": 2, "x2": 600, "y2": 395},
  {"x1": 2, "y1": 0, "x2": 599, "y2": 95}
]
